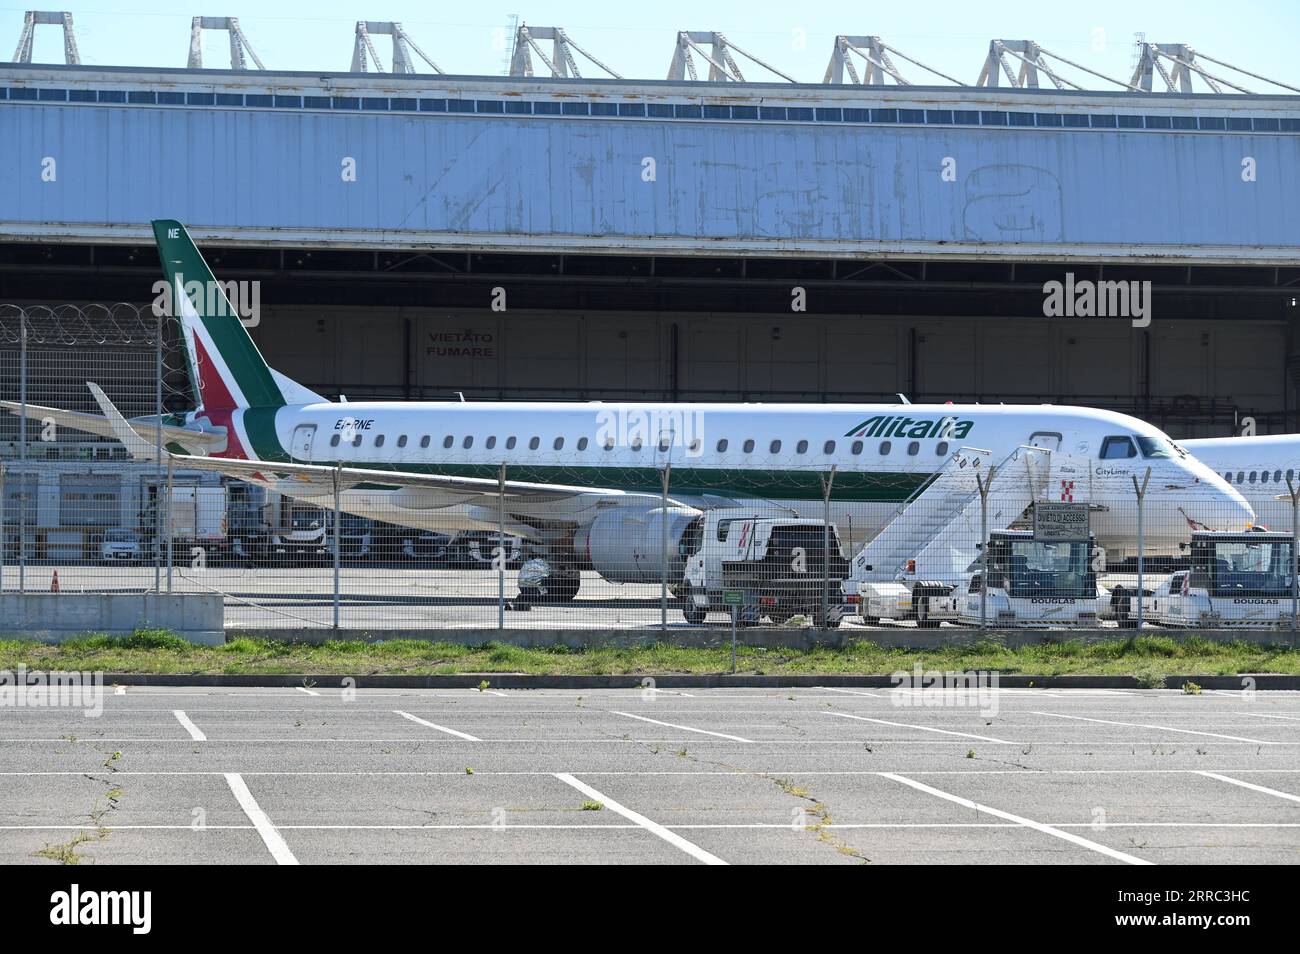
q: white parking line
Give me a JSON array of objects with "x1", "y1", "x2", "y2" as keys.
[
  {"x1": 1197, "y1": 771, "x2": 1300, "y2": 804},
  {"x1": 815, "y1": 687, "x2": 884, "y2": 698},
  {"x1": 880, "y1": 773, "x2": 1153, "y2": 866},
  {"x1": 825, "y1": 711, "x2": 1018, "y2": 744},
  {"x1": 608, "y1": 710, "x2": 753, "y2": 743},
  {"x1": 6, "y1": 737, "x2": 1297, "y2": 745},
  {"x1": 224, "y1": 773, "x2": 298, "y2": 865},
  {"x1": 393, "y1": 710, "x2": 482, "y2": 741},
  {"x1": 1241, "y1": 712, "x2": 1300, "y2": 723},
  {"x1": 3, "y1": 821, "x2": 1298, "y2": 832},
  {"x1": 1029, "y1": 711, "x2": 1273, "y2": 744},
  {"x1": 295, "y1": 687, "x2": 321, "y2": 697},
  {"x1": 171, "y1": 710, "x2": 206, "y2": 741},
  {"x1": 553, "y1": 772, "x2": 726, "y2": 865},
  {"x1": 4, "y1": 767, "x2": 1300, "y2": 778}
]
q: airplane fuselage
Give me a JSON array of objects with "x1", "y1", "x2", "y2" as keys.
[{"x1": 189, "y1": 400, "x2": 1251, "y2": 559}]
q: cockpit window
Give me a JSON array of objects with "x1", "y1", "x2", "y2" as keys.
[
  {"x1": 1099, "y1": 436, "x2": 1137, "y2": 459},
  {"x1": 1135, "y1": 436, "x2": 1175, "y2": 459}
]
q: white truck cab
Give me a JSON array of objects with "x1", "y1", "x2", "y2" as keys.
[
  {"x1": 1153, "y1": 531, "x2": 1296, "y2": 628},
  {"x1": 958, "y1": 529, "x2": 1101, "y2": 626},
  {"x1": 680, "y1": 510, "x2": 850, "y2": 626}
]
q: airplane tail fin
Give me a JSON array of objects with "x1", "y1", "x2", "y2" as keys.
[{"x1": 151, "y1": 219, "x2": 324, "y2": 411}]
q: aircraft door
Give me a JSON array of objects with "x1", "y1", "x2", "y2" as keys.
[
  {"x1": 1028, "y1": 431, "x2": 1062, "y2": 451},
  {"x1": 291, "y1": 424, "x2": 317, "y2": 462}
]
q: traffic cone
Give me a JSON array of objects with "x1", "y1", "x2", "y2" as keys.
[{"x1": 50, "y1": 570, "x2": 60, "y2": 593}]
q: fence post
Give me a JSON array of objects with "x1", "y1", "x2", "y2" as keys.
[
  {"x1": 154, "y1": 308, "x2": 163, "y2": 594},
  {"x1": 18, "y1": 311, "x2": 25, "y2": 594},
  {"x1": 660, "y1": 464, "x2": 672, "y2": 635},
  {"x1": 820, "y1": 466, "x2": 836, "y2": 628},
  {"x1": 1288, "y1": 476, "x2": 1299, "y2": 634},
  {"x1": 975, "y1": 465, "x2": 996, "y2": 630},
  {"x1": 332, "y1": 462, "x2": 341, "y2": 630},
  {"x1": 0, "y1": 461, "x2": 5, "y2": 596},
  {"x1": 1131, "y1": 468, "x2": 1151, "y2": 630},
  {"x1": 166, "y1": 455, "x2": 174, "y2": 592},
  {"x1": 498, "y1": 462, "x2": 506, "y2": 630}
]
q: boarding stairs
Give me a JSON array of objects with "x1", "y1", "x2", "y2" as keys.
[{"x1": 847, "y1": 445, "x2": 1090, "y2": 587}]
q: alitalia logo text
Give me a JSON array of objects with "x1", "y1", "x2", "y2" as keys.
[{"x1": 844, "y1": 416, "x2": 974, "y2": 440}]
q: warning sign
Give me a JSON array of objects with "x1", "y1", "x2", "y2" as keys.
[{"x1": 1033, "y1": 502, "x2": 1090, "y2": 541}]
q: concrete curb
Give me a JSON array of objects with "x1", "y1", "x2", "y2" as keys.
[
  {"x1": 96, "y1": 672, "x2": 1300, "y2": 690},
  {"x1": 229, "y1": 627, "x2": 1300, "y2": 649}
]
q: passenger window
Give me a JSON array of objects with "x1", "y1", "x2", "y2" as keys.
[
  {"x1": 879, "y1": 441, "x2": 891, "y2": 455},
  {"x1": 770, "y1": 440, "x2": 781, "y2": 454},
  {"x1": 717, "y1": 439, "x2": 729, "y2": 453},
  {"x1": 419, "y1": 436, "x2": 430, "y2": 448},
  {"x1": 554, "y1": 437, "x2": 564, "y2": 450},
  {"x1": 631, "y1": 437, "x2": 643, "y2": 451},
  {"x1": 485, "y1": 436, "x2": 496, "y2": 449},
  {"x1": 1276, "y1": 470, "x2": 1283, "y2": 483},
  {"x1": 1262, "y1": 471, "x2": 1270, "y2": 484},
  {"x1": 577, "y1": 437, "x2": 588, "y2": 451},
  {"x1": 443, "y1": 436, "x2": 454, "y2": 449},
  {"x1": 397, "y1": 435, "x2": 408, "y2": 448},
  {"x1": 851, "y1": 441, "x2": 863, "y2": 455},
  {"x1": 529, "y1": 437, "x2": 540, "y2": 450},
  {"x1": 1099, "y1": 436, "x2": 1137, "y2": 459},
  {"x1": 796, "y1": 440, "x2": 808, "y2": 454},
  {"x1": 1237, "y1": 471, "x2": 1245, "y2": 484},
  {"x1": 936, "y1": 441, "x2": 949, "y2": 456},
  {"x1": 688, "y1": 438, "x2": 700, "y2": 454},
  {"x1": 1289, "y1": 469, "x2": 1295, "y2": 483},
  {"x1": 375, "y1": 435, "x2": 385, "y2": 448},
  {"x1": 506, "y1": 436, "x2": 517, "y2": 449},
  {"x1": 1249, "y1": 471, "x2": 1257, "y2": 483},
  {"x1": 907, "y1": 441, "x2": 919, "y2": 456},
  {"x1": 658, "y1": 437, "x2": 670, "y2": 452},
  {"x1": 743, "y1": 439, "x2": 755, "y2": 453},
  {"x1": 463, "y1": 436, "x2": 473, "y2": 449},
  {"x1": 603, "y1": 437, "x2": 615, "y2": 451},
  {"x1": 330, "y1": 434, "x2": 340, "y2": 447},
  {"x1": 716, "y1": 519, "x2": 732, "y2": 542},
  {"x1": 352, "y1": 434, "x2": 362, "y2": 447},
  {"x1": 823, "y1": 440, "x2": 835, "y2": 454}
]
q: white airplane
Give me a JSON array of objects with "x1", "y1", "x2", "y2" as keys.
[
  {"x1": 1181, "y1": 434, "x2": 1300, "y2": 532},
  {"x1": 1, "y1": 221, "x2": 1254, "y2": 599}
]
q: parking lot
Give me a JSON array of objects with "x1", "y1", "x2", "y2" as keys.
[{"x1": 2, "y1": 686, "x2": 1298, "y2": 864}]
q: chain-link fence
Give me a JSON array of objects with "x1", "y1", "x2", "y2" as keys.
[{"x1": 2, "y1": 303, "x2": 1296, "y2": 636}]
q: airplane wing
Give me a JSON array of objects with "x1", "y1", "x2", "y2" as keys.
[
  {"x1": 167, "y1": 451, "x2": 644, "y2": 504},
  {"x1": 0, "y1": 397, "x2": 226, "y2": 455},
  {"x1": 22, "y1": 383, "x2": 683, "y2": 513}
]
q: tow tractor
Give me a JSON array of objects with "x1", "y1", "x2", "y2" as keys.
[
  {"x1": 957, "y1": 529, "x2": 1101, "y2": 626},
  {"x1": 1151, "y1": 530, "x2": 1296, "y2": 628}
]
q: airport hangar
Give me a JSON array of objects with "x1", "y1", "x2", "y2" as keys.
[{"x1": 1, "y1": 39, "x2": 1299, "y2": 444}]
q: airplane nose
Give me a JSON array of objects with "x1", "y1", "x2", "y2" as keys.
[{"x1": 1188, "y1": 476, "x2": 1256, "y2": 532}]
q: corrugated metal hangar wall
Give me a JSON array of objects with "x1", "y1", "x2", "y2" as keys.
[{"x1": 1, "y1": 64, "x2": 1298, "y2": 436}]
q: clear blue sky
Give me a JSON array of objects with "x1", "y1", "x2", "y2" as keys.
[{"x1": 5, "y1": 0, "x2": 1298, "y2": 91}]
